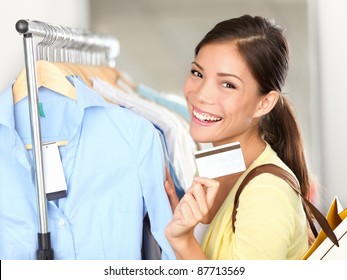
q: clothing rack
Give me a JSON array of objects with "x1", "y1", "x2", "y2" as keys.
[{"x1": 15, "y1": 19, "x2": 120, "y2": 259}]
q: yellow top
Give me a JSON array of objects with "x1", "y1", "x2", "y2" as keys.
[{"x1": 202, "y1": 143, "x2": 309, "y2": 259}]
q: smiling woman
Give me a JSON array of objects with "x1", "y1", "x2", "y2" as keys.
[
  {"x1": 164, "y1": 14, "x2": 315, "y2": 260},
  {"x1": 185, "y1": 42, "x2": 267, "y2": 146}
]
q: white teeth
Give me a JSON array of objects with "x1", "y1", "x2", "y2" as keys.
[{"x1": 193, "y1": 110, "x2": 222, "y2": 122}]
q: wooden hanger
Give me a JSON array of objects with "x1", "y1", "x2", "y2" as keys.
[
  {"x1": 12, "y1": 60, "x2": 77, "y2": 104},
  {"x1": 55, "y1": 63, "x2": 120, "y2": 88},
  {"x1": 12, "y1": 60, "x2": 78, "y2": 149},
  {"x1": 12, "y1": 60, "x2": 121, "y2": 105},
  {"x1": 116, "y1": 70, "x2": 137, "y2": 92},
  {"x1": 77, "y1": 64, "x2": 120, "y2": 87},
  {"x1": 92, "y1": 65, "x2": 119, "y2": 87}
]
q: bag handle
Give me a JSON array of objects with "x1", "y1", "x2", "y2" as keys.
[{"x1": 231, "y1": 163, "x2": 339, "y2": 246}]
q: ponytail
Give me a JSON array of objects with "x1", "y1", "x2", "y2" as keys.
[{"x1": 260, "y1": 96, "x2": 310, "y2": 199}]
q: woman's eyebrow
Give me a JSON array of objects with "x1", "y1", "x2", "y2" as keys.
[
  {"x1": 192, "y1": 61, "x2": 243, "y2": 83},
  {"x1": 217, "y1": 72, "x2": 243, "y2": 84},
  {"x1": 192, "y1": 61, "x2": 203, "y2": 70}
]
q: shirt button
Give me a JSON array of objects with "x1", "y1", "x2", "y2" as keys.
[{"x1": 58, "y1": 219, "x2": 65, "y2": 227}]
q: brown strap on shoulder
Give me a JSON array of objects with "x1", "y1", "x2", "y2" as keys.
[{"x1": 231, "y1": 164, "x2": 339, "y2": 246}]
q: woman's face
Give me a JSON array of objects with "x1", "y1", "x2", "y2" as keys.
[{"x1": 184, "y1": 42, "x2": 263, "y2": 146}]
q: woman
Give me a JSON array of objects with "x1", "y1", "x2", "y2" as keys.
[{"x1": 164, "y1": 14, "x2": 313, "y2": 260}]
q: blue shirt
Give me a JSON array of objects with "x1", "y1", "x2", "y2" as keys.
[
  {"x1": 155, "y1": 126, "x2": 185, "y2": 200},
  {"x1": 0, "y1": 76, "x2": 175, "y2": 260}
]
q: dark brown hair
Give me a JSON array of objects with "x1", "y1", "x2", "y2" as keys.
[{"x1": 195, "y1": 15, "x2": 311, "y2": 200}]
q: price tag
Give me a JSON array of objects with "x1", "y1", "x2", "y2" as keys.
[{"x1": 42, "y1": 142, "x2": 67, "y2": 200}]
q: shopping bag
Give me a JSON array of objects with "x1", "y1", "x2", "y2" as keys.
[{"x1": 303, "y1": 197, "x2": 347, "y2": 260}]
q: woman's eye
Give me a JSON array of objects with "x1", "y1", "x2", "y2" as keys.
[
  {"x1": 221, "y1": 82, "x2": 236, "y2": 89},
  {"x1": 191, "y1": 69, "x2": 203, "y2": 78}
]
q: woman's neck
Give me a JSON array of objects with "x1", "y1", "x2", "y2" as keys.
[
  {"x1": 239, "y1": 136, "x2": 266, "y2": 169},
  {"x1": 203, "y1": 135, "x2": 266, "y2": 224}
]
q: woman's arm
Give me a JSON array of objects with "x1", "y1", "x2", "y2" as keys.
[{"x1": 165, "y1": 177, "x2": 219, "y2": 259}]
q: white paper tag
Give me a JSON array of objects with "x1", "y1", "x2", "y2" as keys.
[
  {"x1": 194, "y1": 142, "x2": 246, "y2": 178},
  {"x1": 42, "y1": 142, "x2": 67, "y2": 200}
]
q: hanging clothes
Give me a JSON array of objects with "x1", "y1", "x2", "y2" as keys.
[
  {"x1": 92, "y1": 77, "x2": 198, "y2": 192},
  {"x1": 0, "y1": 76, "x2": 175, "y2": 260},
  {"x1": 136, "y1": 83, "x2": 190, "y2": 123}
]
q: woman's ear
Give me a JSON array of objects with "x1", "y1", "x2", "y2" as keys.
[{"x1": 253, "y1": 90, "x2": 279, "y2": 118}]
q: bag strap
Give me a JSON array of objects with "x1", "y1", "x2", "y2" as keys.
[{"x1": 231, "y1": 163, "x2": 339, "y2": 246}]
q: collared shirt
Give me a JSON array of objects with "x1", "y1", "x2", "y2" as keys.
[{"x1": 0, "y1": 76, "x2": 175, "y2": 260}]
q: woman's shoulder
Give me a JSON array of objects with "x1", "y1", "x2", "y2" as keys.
[
  {"x1": 252, "y1": 142, "x2": 294, "y2": 175},
  {"x1": 240, "y1": 142, "x2": 299, "y2": 199}
]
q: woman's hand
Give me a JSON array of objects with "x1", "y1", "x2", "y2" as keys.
[
  {"x1": 164, "y1": 166, "x2": 179, "y2": 213},
  {"x1": 165, "y1": 177, "x2": 220, "y2": 240},
  {"x1": 165, "y1": 177, "x2": 219, "y2": 259}
]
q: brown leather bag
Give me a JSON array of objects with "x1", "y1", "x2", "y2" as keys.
[{"x1": 231, "y1": 163, "x2": 339, "y2": 246}]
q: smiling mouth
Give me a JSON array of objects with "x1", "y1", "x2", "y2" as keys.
[{"x1": 193, "y1": 109, "x2": 222, "y2": 123}]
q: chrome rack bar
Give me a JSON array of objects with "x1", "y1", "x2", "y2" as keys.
[{"x1": 15, "y1": 19, "x2": 119, "y2": 260}]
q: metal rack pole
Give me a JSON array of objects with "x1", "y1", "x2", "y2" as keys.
[
  {"x1": 16, "y1": 20, "x2": 53, "y2": 260},
  {"x1": 15, "y1": 19, "x2": 120, "y2": 260}
]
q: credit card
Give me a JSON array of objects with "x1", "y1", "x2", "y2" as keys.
[{"x1": 194, "y1": 142, "x2": 246, "y2": 178}]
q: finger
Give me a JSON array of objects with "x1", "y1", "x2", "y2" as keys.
[
  {"x1": 164, "y1": 179, "x2": 175, "y2": 195},
  {"x1": 180, "y1": 192, "x2": 204, "y2": 222},
  {"x1": 165, "y1": 166, "x2": 174, "y2": 185},
  {"x1": 192, "y1": 177, "x2": 220, "y2": 207},
  {"x1": 164, "y1": 166, "x2": 179, "y2": 211},
  {"x1": 172, "y1": 200, "x2": 194, "y2": 225},
  {"x1": 186, "y1": 183, "x2": 209, "y2": 216},
  {"x1": 168, "y1": 201, "x2": 196, "y2": 238},
  {"x1": 165, "y1": 181, "x2": 179, "y2": 212},
  {"x1": 178, "y1": 201, "x2": 196, "y2": 224}
]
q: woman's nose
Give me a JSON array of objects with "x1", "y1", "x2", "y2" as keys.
[{"x1": 196, "y1": 83, "x2": 214, "y2": 105}]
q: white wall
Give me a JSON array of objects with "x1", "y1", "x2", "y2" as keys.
[
  {"x1": 314, "y1": 0, "x2": 347, "y2": 210},
  {"x1": 0, "y1": 0, "x2": 90, "y2": 92}
]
